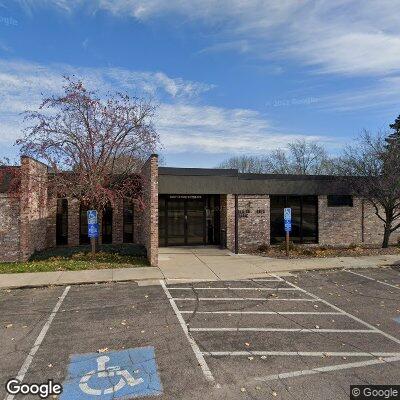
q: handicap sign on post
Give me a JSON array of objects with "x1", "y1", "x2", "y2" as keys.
[
  {"x1": 87, "y1": 210, "x2": 99, "y2": 239},
  {"x1": 284, "y1": 207, "x2": 292, "y2": 232},
  {"x1": 61, "y1": 347, "x2": 163, "y2": 399},
  {"x1": 88, "y1": 223, "x2": 99, "y2": 239},
  {"x1": 87, "y1": 210, "x2": 98, "y2": 225}
]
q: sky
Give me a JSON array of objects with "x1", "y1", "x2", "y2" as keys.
[{"x1": 0, "y1": 1, "x2": 400, "y2": 167}]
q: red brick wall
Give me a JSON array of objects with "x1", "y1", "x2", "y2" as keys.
[
  {"x1": 19, "y1": 156, "x2": 49, "y2": 261},
  {"x1": 139, "y1": 155, "x2": 159, "y2": 266},
  {"x1": 0, "y1": 194, "x2": 21, "y2": 261}
]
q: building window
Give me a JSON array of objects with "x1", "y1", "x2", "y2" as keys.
[
  {"x1": 102, "y1": 205, "x2": 113, "y2": 244},
  {"x1": 270, "y1": 195, "x2": 318, "y2": 244},
  {"x1": 327, "y1": 195, "x2": 353, "y2": 207},
  {"x1": 79, "y1": 204, "x2": 90, "y2": 245},
  {"x1": 123, "y1": 198, "x2": 134, "y2": 243},
  {"x1": 56, "y1": 199, "x2": 68, "y2": 245}
]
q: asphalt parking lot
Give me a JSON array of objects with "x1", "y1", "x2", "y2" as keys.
[{"x1": 1, "y1": 266, "x2": 399, "y2": 399}]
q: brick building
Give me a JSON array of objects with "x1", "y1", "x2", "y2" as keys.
[{"x1": 1, "y1": 156, "x2": 399, "y2": 266}]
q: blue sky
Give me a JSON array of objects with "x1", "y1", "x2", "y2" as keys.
[{"x1": 1, "y1": 1, "x2": 400, "y2": 167}]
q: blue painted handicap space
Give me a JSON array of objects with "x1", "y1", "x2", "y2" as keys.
[
  {"x1": 394, "y1": 316, "x2": 400, "y2": 324},
  {"x1": 61, "y1": 346, "x2": 162, "y2": 399}
]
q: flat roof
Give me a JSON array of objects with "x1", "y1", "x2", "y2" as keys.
[{"x1": 158, "y1": 167, "x2": 352, "y2": 195}]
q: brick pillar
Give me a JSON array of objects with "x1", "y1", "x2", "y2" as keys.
[
  {"x1": 46, "y1": 196, "x2": 57, "y2": 248},
  {"x1": 19, "y1": 156, "x2": 49, "y2": 261},
  {"x1": 140, "y1": 154, "x2": 159, "y2": 266},
  {"x1": 112, "y1": 198, "x2": 124, "y2": 244},
  {"x1": 220, "y1": 194, "x2": 236, "y2": 252},
  {"x1": 68, "y1": 198, "x2": 80, "y2": 246}
]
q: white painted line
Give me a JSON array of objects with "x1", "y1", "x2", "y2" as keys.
[
  {"x1": 160, "y1": 280, "x2": 215, "y2": 383},
  {"x1": 173, "y1": 297, "x2": 317, "y2": 301},
  {"x1": 345, "y1": 269, "x2": 400, "y2": 290},
  {"x1": 254, "y1": 355, "x2": 400, "y2": 382},
  {"x1": 269, "y1": 274, "x2": 400, "y2": 346},
  {"x1": 5, "y1": 286, "x2": 70, "y2": 400},
  {"x1": 168, "y1": 287, "x2": 298, "y2": 291},
  {"x1": 190, "y1": 327, "x2": 377, "y2": 333},
  {"x1": 255, "y1": 278, "x2": 284, "y2": 282},
  {"x1": 202, "y1": 351, "x2": 400, "y2": 357},
  {"x1": 180, "y1": 311, "x2": 342, "y2": 315}
]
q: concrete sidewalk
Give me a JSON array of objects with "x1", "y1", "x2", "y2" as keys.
[
  {"x1": 158, "y1": 246, "x2": 400, "y2": 281},
  {"x1": 0, "y1": 247, "x2": 399, "y2": 289}
]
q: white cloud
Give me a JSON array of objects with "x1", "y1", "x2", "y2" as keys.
[
  {"x1": 23, "y1": 0, "x2": 400, "y2": 77},
  {"x1": 0, "y1": 59, "x2": 214, "y2": 115},
  {"x1": 0, "y1": 59, "x2": 335, "y2": 154},
  {"x1": 157, "y1": 104, "x2": 331, "y2": 154}
]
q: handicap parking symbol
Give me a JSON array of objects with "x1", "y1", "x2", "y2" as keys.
[{"x1": 61, "y1": 347, "x2": 162, "y2": 399}]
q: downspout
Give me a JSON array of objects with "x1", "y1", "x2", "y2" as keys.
[{"x1": 234, "y1": 194, "x2": 239, "y2": 254}]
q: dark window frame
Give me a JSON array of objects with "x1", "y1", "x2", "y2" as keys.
[
  {"x1": 327, "y1": 195, "x2": 353, "y2": 207},
  {"x1": 270, "y1": 195, "x2": 318, "y2": 244},
  {"x1": 56, "y1": 198, "x2": 68, "y2": 245},
  {"x1": 123, "y1": 198, "x2": 134, "y2": 243}
]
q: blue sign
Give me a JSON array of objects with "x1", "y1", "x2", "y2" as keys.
[
  {"x1": 87, "y1": 210, "x2": 98, "y2": 225},
  {"x1": 88, "y1": 223, "x2": 99, "y2": 238},
  {"x1": 284, "y1": 207, "x2": 292, "y2": 233},
  {"x1": 61, "y1": 347, "x2": 163, "y2": 400}
]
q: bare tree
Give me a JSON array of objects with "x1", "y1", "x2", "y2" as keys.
[
  {"x1": 16, "y1": 76, "x2": 159, "y2": 250},
  {"x1": 18, "y1": 76, "x2": 158, "y2": 208},
  {"x1": 338, "y1": 131, "x2": 400, "y2": 248},
  {"x1": 217, "y1": 155, "x2": 268, "y2": 173},
  {"x1": 217, "y1": 139, "x2": 333, "y2": 175}
]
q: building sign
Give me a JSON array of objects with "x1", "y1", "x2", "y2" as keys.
[
  {"x1": 168, "y1": 195, "x2": 203, "y2": 199},
  {"x1": 87, "y1": 210, "x2": 99, "y2": 239},
  {"x1": 284, "y1": 207, "x2": 292, "y2": 232}
]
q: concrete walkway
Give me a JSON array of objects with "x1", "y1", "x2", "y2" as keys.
[
  {"x1": 158, "y1": 246, "x2": 400, "y2": 281},
  {"x1": 0, "y1": 247, "x2": 399, "y2": 289}
]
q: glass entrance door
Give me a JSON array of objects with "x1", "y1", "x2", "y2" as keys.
[
  {"x1": 167, "y1": 199, "x2": 186, "y2": 245},
  {"x1": 186, "y1": 198, "x2": 205, "y2": 245}
]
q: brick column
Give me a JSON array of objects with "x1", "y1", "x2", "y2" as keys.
[
  {"x1": 68, "y1": 198, "x2": 80, "y2": 246},
  {"x1": 46, "y1": 196, "x2": 57, "y2": 248},
  {"x1": 139, "y1": 154, "x2": 159, "y2": 266},
  {"x1": 19, "y1": 156, "x2": 49, "y2": 261},
  {"x1": 220, "y1": 194, "x2": 236, "y2": 252},
  {"x1": 112, "y1": 198, "x2": 124, "y2": 244}
]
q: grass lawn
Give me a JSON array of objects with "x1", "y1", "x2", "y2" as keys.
[{"x1": 0, "y1": 244, "x2": 149, "y2": 274}]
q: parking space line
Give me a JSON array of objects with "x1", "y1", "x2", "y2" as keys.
[
  {"x1": 180, "y1": 311, "x2": 343, "y2": 315},
  {"x1": 345, "y1": 269, "x2": 400, "y2": 290},
  {"x1": 202, "y1": 351, "x2": 400, "y2": 357},
  {"x1": 254, "y1": 355, "x2": 400, "y2": 382},
  {"x1": 4, "y1": 286, "x2": 70, "y2": 400},
  {"x1": 173, "y1": 297, "x2": 317, "y2": 301},
  {"x1": 168, "y1": 287, "x2": 298, "y2": 291},
  {"x1": 268, "y1": 274, "x2": 400, "y2": 346},
  {"x1": 190, "y1": 327, "x2": 377, "y2": 333},
  {"x1": 159, "y1": 280, "x2": 215, "y2": 383}
]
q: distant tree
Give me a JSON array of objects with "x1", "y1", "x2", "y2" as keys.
[
  {"x1": 217, "y1": 139, "x2": 333, "y2": 175},
  {"x1": 217, "y1": 155, "x2": 268, "y2": 173},
  {"x1": 16, "y1": 76, "x2": 159, "y2": 251},
  {"x1": 338, "y1": 131, "x2": 400, "y2": 248}
]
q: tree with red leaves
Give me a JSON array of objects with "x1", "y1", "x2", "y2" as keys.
[{"x1": 15, "y1": 76, "x2": 159, "y2": 251}]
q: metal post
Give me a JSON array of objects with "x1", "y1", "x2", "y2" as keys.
[
  {"x1": 91, "y1": 237, "x2": 96, "y2": 255},
  {"x1": 286, "y1": 231, "x2": 289, "y2": 258}
]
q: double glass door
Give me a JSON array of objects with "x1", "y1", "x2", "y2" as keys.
[
  {"x1": 159, "y1": 196, "x2": 206, "y2": 246},
  {"x1": 167, "y1": 198, "x2": 205, "y2": 245}
]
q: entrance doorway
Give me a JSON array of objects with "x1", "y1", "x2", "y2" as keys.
[{"x1": 159, "y1": 195, "x2": 220, "y2": 246}]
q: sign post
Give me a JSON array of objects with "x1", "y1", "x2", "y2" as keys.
[
  {"x1": 87, "y1": 210, "x2": 98, "y2": 255},
  {"x1": 284, "y1": 208, "x2": 292, "y2": 258}
]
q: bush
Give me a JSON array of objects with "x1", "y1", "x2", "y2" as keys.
[{"x1": 257, "y1": 243, "x2": 270, "y2": 252}]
